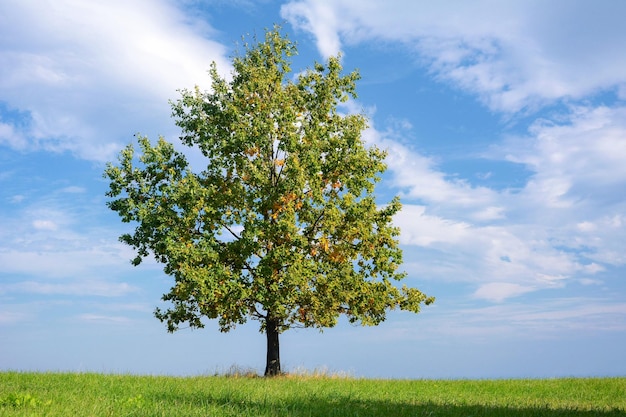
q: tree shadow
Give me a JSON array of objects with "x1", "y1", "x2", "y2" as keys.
[{"x1": 154, "y1": 390, "x2": 625, "y2": 417}]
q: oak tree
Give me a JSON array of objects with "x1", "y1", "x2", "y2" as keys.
[{"x1": 104, "y1": 28, "x2": 433, "y2": 376}]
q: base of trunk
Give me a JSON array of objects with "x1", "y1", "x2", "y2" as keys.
[{"x1": 264, "y1": 317, "x2": 281, "y2": 376}]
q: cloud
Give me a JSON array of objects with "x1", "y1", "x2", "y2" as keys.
[
  {"x1": 345, "y1": 87, "x2": 625, "y2": 301},
  {"x1": 492, "y1": 106, "x2": 626, "y2": 267},
  {"x1": 500, "y1": 106, "x2": 626, "y2": 205},
  {"x1": 395, "y1": 205, "x2": 470, "y2": 247},
  {"x1": 61, "y1": 186, "x2": 86, "y2": 194},
  {"x1": 32, "y1": 219, "x2": 59, "y2": 231},
  {"x1": 0, "y1": 0, "x2": 231, "y2": 161},
  {"x1": 0, "y1": 198, "x2": 144, "y2": 281},
  {"x1": 0, "y1": 311, "x2": 31, "y2": 325},
  {"x1": 0, "y1": 120, "x2": 27, "y2": 149},
  {"x1": 342, "y1": 100, "x2": 620, "y2": 301},
  {"x1": 76, "y1": 314, "x2": 133, "y2": 324},
  {"x1": 283, "y1": 0, "x2": 626, "y2": 112},
  {"x1": 362, "y1": 116, "x2": 500, "y2": 219},
  {"x1": 0, "y1": 247, "x2": 133, "y2": 280},
  {"x1": 281, "y1": 1, "x2": 342, "y2": 59},
  {"x1": 0, "y1": 281, "x2": 137, "y2": 297},
  {"x1": 382, "y1": 297, "x2": 626, "y2": 344},
  {"x1": 473, "y1": 282, "x2": 535, "y2": 303},
  {"x1": 400, "y1": 217, "x2": 587, "y2": 293}
]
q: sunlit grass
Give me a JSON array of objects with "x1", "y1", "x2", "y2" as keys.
[{"x1": 1, "y1": 371, "x2": 624, "y2": 416}]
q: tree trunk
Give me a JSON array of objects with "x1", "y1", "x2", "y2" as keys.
[{"x1": 264, "y1": 317, "x2": 281, "y2": 376}]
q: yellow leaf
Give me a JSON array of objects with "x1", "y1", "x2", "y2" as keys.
[
  {"x1": 245, "y1": 146, "x2": 259, "y2": 156},
  {"x1": 329, "y1": 249, "x2": 346, "y2": 263},
  {"x1": 320, "y1": 237, "x2": 329, "y2": 252}
]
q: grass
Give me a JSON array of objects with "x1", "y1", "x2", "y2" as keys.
[{"x1": 0, "y1": 372, "x2": 624, "y2": 416}]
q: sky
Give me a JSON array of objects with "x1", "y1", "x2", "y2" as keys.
[{"x1": 1, "y1": 0, "x2": 625, "y2": 379}]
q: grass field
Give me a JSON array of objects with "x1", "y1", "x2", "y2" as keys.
[{"x1": 0, "y1": 372, "x2": 624, "y2": 416}]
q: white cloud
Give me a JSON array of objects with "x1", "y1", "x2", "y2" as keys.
[
  {"x1": 578, "y1": 278, "x2": 602, "y2": 286},
  {"x1": 356, "y1": 101, "x2": 621, "y2": 301},
  {"x1": 283, "y1": 0, "x2": 626, "y2": 112},
  {"x1": 362, "y1": 119, "x2": 500, "y2": 217},
  {"x1": 0, "y1": 199, "x2": 141, "y2": 279},
  {"x1": 281, "y1": 1, "x2": 342, "y2": 59},
  {"x1": 61, "y1": 186, "x2": 86, "y2": 194},
  {"x1": 493, "y1": 106, "x2": 626, "y2": 267},
  {"x1": 396, "y1": 205, "x2": 470, "y2": 247},
  {"x1": 0, "y1": 121, "x2": 27, "y2": 149},
  {"x1": 474, "y1": 282, "x2": 535, "y2": 303},
  {"x1": 76, "y1": 314, "x2": 133, "y2": 324},
  {"x1": 1, "y1": 281, "x2": 137, "y2": 297},
  {"x1": 0, "y1": 246, "x2": 134, "y2": 280},
  {"x1": 502, "y1": 106, "x2": 626, "y2": 199},
  {"x1": 472, "y1": 206, "x2": 506, "y2": 221},
  {"x1": 0, "y1": 311, "x2": 31, "y2": 325},
  {"x1": 24, "y1": 207, "x2": 71, "y2": 234},
  {"x1": 351, "y1": 89, "x2": 626, "y2": 301},
  {"x1": 32, "y1": 219, "x2": 59, "y2": 231},
  {"x1": 400, "y1": 215, "x2": 587, "y2": 295},
  {"x1": 0, "y1": 0, "x2": 231, "y2": 161},
  {"x1": 400, "y1": 298, "x2": 626, "y2": 340}
]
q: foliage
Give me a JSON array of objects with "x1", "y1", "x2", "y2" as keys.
[
  {"x1": 104, "y1": 27, "x2": 433, "y2": 374},
  {"x1": 0, "y1": 392, "x2": 49, "y2": 408}
]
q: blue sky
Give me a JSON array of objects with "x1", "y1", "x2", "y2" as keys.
[{"x1": 1, "y1": 0, "x2": 625, "y2": 379}]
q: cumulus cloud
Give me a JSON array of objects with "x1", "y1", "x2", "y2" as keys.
[
  {"x1": 0, "y1": 0, "x2": 231, "y2": 161},
  {"x1": 356, "y1": 115, "x2": 600, "y2": 302},
  {"x1": 362, "y1": 117, "x2": 500, "y2": 219},
  {"x1": 493, "y1": 106, "x2": 626, "y2": 267},
  {"x1": 361, "y1": 107, "x2": 620, "y2": 300},
  {"x1": 282, "y1": 0, "x2": 626, "y2": 112},
  {"x1": 501, "y1": 106, "x2": 626, "y2": 204},
  {"x1": 395, "y1": 205, "x2": 470, "y2": 247},
  {"x1": 286, "y1": 2, "x2": 626, "y2": 302}
]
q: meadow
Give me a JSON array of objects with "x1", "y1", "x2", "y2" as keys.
[{"x1": 0, "y1": 371, "x2": 624, "y2": 416}]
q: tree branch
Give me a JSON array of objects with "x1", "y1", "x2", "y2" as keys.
[
  {"x1": 305, "y1": 210, "x2": 325, "y2": 239},
  {"x1": 222, "y1": 223, "x2": 241, "y2": 240}
]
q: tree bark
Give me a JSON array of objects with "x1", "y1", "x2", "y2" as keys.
[{"x1": 264, "y1": 316, "x2": 281, "y2": 376}]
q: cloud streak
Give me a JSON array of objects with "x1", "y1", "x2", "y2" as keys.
[
  {"x1": 286, "y1": 2, "x2": 626, "y2": 303},
  {"x1": 0, "y1": 281, "x2": 137, "y2": 297},
  {"x1": 282, "y1": 0, "x2": 626, "y2": 112}
]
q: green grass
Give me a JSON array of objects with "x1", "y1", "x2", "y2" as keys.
[{"x1": 0, "y1": 372, "x2": 624, "y2": 416}]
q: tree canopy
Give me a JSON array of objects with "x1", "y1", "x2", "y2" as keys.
[{"x1": 104, "y1": 28, "x2": 433, "y2": 376}]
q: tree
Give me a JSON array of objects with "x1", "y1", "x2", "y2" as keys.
[{"x1": 104, "y1": 28, "x2": 434, "y2": 376}]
